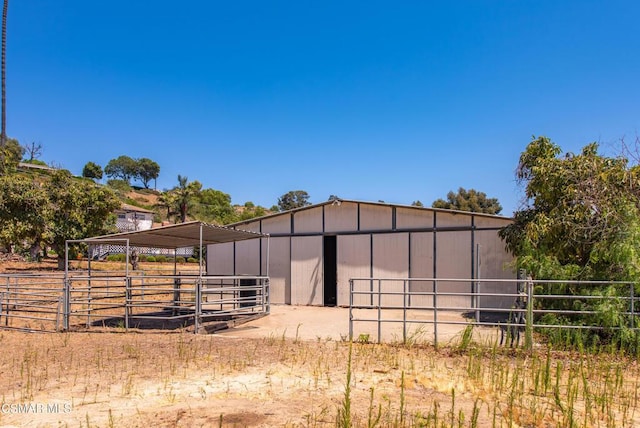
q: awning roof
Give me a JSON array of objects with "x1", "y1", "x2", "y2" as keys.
[{"x1": 85, "y1": 221, "x2": 266, "y2": 249}]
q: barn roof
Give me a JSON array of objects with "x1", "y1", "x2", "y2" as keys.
[{"x1": 85, "y1": 221, "x2": 266, "y2": 249}]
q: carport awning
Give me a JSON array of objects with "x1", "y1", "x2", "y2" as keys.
[{"x1": 85, "y1": 221, "x2": 266, "y2": 249}]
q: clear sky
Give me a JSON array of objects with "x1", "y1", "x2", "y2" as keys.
[{"x1": 8, "y1": 1, "x2": 640, "y2": 216}]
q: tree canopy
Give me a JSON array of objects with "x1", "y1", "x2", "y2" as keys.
[
  {"x1": 136, "y1": 158, "x2": 160, "y2": 189},
  {"x1": 278, "y1": 190, "x2": 311, "y2": 211},
  {"x1": 432, "y1": 187, "x2": 502, "y2": 215},
  {"x1": 104, "y1": 155, "x2": 137, "y2": 183},
  {"x1": 82, "y1": 161, "x2": 103, "y2": 181}
]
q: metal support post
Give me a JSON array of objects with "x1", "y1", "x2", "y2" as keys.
[{"x1": 433, "y1": 279, "x2": 438, "y2": 348}]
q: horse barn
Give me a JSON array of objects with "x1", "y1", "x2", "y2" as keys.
[{"x1": 208, "y1": 199, "x2": 516, "y2": 310}]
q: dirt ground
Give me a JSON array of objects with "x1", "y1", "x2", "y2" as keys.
[{"x1": 2, "y1": 260, "x2": 639, "y2": 427}]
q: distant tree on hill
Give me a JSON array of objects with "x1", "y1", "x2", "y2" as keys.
[
  {"x1": 136, "y1": 158, "x2": 160, "y2": 189},
  {"x1": 165, "y1": 175, "x2": 201, "y2": 223},
  {"x1": 278, "y1": 190, "x2": 311, "y2": 211},
  {"x1": 192, "y1": 188, "x2": 236, "y2": 225},
  {"x1": 82, "y1": 161, "x2": 103, "y2": 181},
  {"x1": 23, "y1": 141, "x2": 43, "y2": 162},
  {"x1": 105, "y1": 155, "x2": 137, "y2": 184},
  {"x1": 412, "y1": 200, "x2": 424, "y2": 207},
  {"x1": 432, "y1": 187, "x2": 502, "y2": 215}
]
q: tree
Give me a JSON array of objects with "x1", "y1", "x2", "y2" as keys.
[
  {"x1": 499, "y1": 136, "x2": 640, "y2": 348},
  {"x1": 136, "y1": 157, "x2": 160, "y2": 189},
  {"x1": 167, "y1": 175, "x2": 201, "y2": 223},
  {"x1": 412, "y1": 200, "x2": 424, "y2": 207},
  {"x1": 0, "y1": 136, "x2": 22, "y2": 174},
  {"x1": 23, "y1": 141, "x2": 42, "y2": 162},
  {"x1": 44, "y1": 170, "x2": 120, "y2": 269},
  {"x1": 104, "y1": 155, "x2": 137, "y2": 184},
  {"x1": 192, "y1": 188, "x2": 236, "y2": 225},
  {"x1": 278, "y1": 190, "x2": 311, "y2": 211},
  {"x1": 82, "y1": 161, "x2": 103, "y2": 181},
  {"x1": 1, "y1": 0, "x2": 7, "y2": 146},
  {"x1": 432, "y1": 187, "x2": 502, "y2": 215},
  {"x1": 0, "y1": 173, "x2": 49, "y2": 258}
]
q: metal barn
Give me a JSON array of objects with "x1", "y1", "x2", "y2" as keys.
[{"x1": 207, "y1": 200, "x2": 515, "y2": 309}]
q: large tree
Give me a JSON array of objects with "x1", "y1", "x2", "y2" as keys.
[
  {"x1": 0, "y1": 136, "x2": 22, "y2": 173},
  {"x1": 136, "y1": 157, "x2": 160, "y2": 189},
  {"x1": 0, "y1": 173, "x2": 49, "y2": 258},
  {"x1": 192, "y1": 188, "x2": 236, "y2": 225},
  {"x1": 432, "y1": 187, "x2": 502, "y2": 215},
  {"x1": 277, "y1": 190, "x2": 311, "y2": 211},
  {"x1": 499, "y1": 136, "x2": 640, "y2": 348},
  {"x1": 45, "y1": 170, "x2": 120, "y2": 269},
  {"x1": 82, "y1": 161, "x2": 103, "y2": 181},
  {"x1": 104, "y1": 155, "x2": 137, "y2": 184}
]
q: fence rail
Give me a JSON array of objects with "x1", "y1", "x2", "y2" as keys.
[
  {"x1": 349, "y1": 277, "x2": 640, "y2": 346},
  {"x1": 0, "y1": 272, "x2": 269, "y2": 333}
]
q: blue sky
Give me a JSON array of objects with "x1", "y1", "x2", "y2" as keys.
[{"x1": 9, "y1": 1, "x2": 640, "y2": 215}]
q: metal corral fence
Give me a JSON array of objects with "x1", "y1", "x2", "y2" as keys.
[
  {"x1": 1, "y1": 272, "x2": 269, "y2": 333},
  {"x1": 349, "y1": 277, "x2": 640, "y2": 346}
]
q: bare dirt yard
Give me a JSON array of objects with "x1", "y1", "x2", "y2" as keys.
[{"x1": 1, "y1": 260, "x2": 640, "y2": 427}]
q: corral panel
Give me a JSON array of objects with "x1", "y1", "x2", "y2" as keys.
[
  {"x1": 324, "y1": 202, "x2": 359, "y2": 233},
  {"x1": 293, "y1": 207, "x2": 323, "y2": 234},
  {"x1": 291, "y1": 236, "x2": 323, "y2": 305},
  {"x1": 360, "y1": 204, "x2": 393, "y2": 231},
  {"x1": 396, "y1": 207, "x2": 434, "y2": 230},
  {"x1": 337, "y1": 234, "x2": 371, "y2": 306},
  {"x1": 207, "y1": 242, "x2": 235, "y2": 275},
  {"x1": 373, "y1": 233, "x2": 408, "y2": 307}
]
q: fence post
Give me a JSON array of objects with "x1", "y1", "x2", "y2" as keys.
[
  {"x1": 403, "y1": 279, "x2": 407, "y2": 345},
  {"x1": 349, "y1": 279, "x2": 353, "y2": 342},
  {"x1": 195, "y1": 277, "x2": 202, "y2": 334},
  {"x1": 125, "y1": 277, "x2": 131, "y2": 331},
  {"x1": 525, "y1": 277, "x2": 534, "y2": 350},
  {"x1": 63, "y1": 277, "x2": 71, "y2": 331},
  {"x1": 433, "y1": 279, "x2": 438, "y2": 349},
  {"x1": 377, "y1": 279, "x2": 382, "y2": 344}
]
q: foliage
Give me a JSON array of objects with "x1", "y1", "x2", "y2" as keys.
[
  {"x1": 104, "y1": 155, "x2": 138, "y2": 184},
  {"x1": 136, "y1": 157, "x2": 160, "y2": 189},
  {"x1": 45, "y1": 170, "x2": 121, "y2": 269},
  {"x1": 278, "y1": 190, "x2": 311, "y2": 211},
  {"x1": 82, "y1": 161, "x2": 103, "y2": 180},
  {"x1": 411, "y1": 200, "x2": 424, "y2": 207},
  {"x1": 191, "y1": 188, "x2": 236, "y2": 225},
  {"x1": 0, "y1": 137, "x2": 23, "y2": 174},
  {"x1": 0, "y1": 174, "x2": 49, "y2": 258},
  {"x1": 432, "y1": 187, "x2": 502, "y2": 214},
  {"x1": 500, "y1": 136, "x2": 640, "y2": 350},
  {"x1": 106, "y1": 179, "x2": 132, "y2": 194}
]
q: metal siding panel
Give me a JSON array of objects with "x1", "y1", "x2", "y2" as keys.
[
  {"x1": 435, "y1": 231, "x2": 472, "y2": 309},
  {"x1": 293, "y1": 207, "x2": 324, "y2": 234},
  {"x1": 261, "y1": 215, "x2": 292, "y2": 234},
  {"x1": 409, "y1": 232, "x2": 434, "y2": 307},
  {"x1": 359, "y1": 204, "x2": 393, "y2": 230},
  {"x1": 237, "y1": 221, "x2": 261, "y2": 233},
  {"x1": 235, "y1": 239, "x2": 260, "y2": 275},
  {"x1": 373, "y1": 233, "x2": 408, "y2": 307},
  {"x1": 206, "y1": 242, "x2": 234, "y2": 275},
  {"x1": 337, "y1": 234, "x2": 371, "y2": 306},
  {"x1": 291, "y1": 236, "x2": 323, "y2": 305},
  {"x1": 435, "y1": 211, "x2": 472, "y2": 228},
  {"x1": 476, "y1": 230, "x2": 517, "y2": 309},
  {"x1": 266, "y1": 237, "x2": 291, "y2": 304},
  {"x1": 325, "y1": 202, "x2": 359, "y2": 233},
  {"x1": 396, "y1": 208, "x2": 434, "y2": 229},
  {"x1": 473, "y1": 215, "x2": 513, "y2": 228}
]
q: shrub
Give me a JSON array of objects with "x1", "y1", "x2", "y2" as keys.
[
  {"x1": 155, "y1": 255, "x2": 167, "y2": 263},
  {"x1": 138, "y1": 254, "x2": 147, "y2": 262},
  {"x1": 176, "y1": 256, "x2": 186, "y2": 263},
  {"x1": 187, "y1": 257, "x2": 198, "y2": 263},
  {"x1": 106, "y1": 254, "x2": 126, "y2": 262},
  {"x1": 146, "y1": 256, "x2": 156, "y2": 262}
]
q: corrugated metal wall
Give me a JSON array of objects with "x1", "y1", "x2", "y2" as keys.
[{"x1": 206, "y1": 201, "x2": 515, "y2": 308}]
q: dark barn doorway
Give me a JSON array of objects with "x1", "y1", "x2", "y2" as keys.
[{"x1": 323, "y1": 235, "x2": 337, "y2": 306}]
